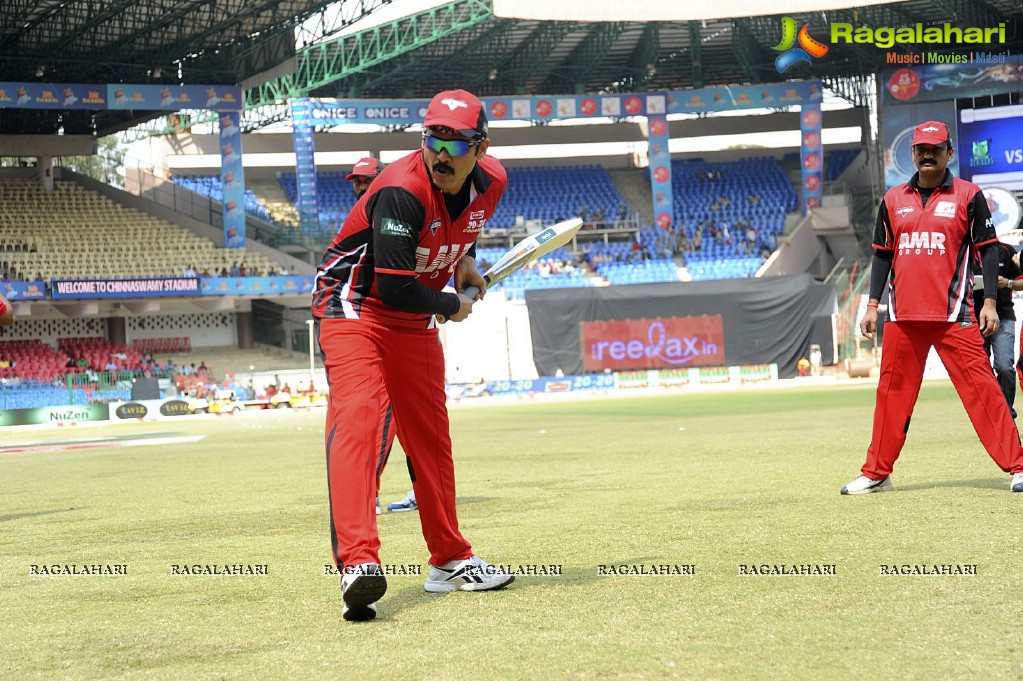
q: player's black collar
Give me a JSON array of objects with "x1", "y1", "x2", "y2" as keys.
[{"x1": 906, "y1": 169, "x2": 954, "y2": 191}]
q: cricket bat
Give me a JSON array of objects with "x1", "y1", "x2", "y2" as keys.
[{"x1": 437, "y1": 217, "x2": 583, "y2": 322}]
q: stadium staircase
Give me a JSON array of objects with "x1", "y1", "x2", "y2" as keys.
[{"x1": 607, "y1": 169, "x2": 653, "y2": 226}]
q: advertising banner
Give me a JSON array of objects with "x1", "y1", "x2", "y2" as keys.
[
  {"x1": 0, "y1": 404, "x2": 110, "y2": 427},
  {"x1": 957, "y1": 105, "x2": 1023, "y2": 190},
  {"x1": 302, "y1": 82, "x2": 823, "y2": 126},
  {"x1": 50, "y1": 277, "x2": 201, "y2": 300},
  {"x1": 290, "y1": 98, "x2": 320, "y2": 236},
  {"x1": 220, "y1": 112, "x2": 246, "y2": 249},
  {"x1": 198, "y1": 275, "x2": 314, "y2": 296},
  {"x1": 110, "y1": 398, "x2": 192, "y2": 420},
  {"x1": 2, "y1": 281, "x2": 48, "y2": 301},
  {"x1": 581, "y1": 316, "x2": 725, "y2": 372},
  {"x1": 646, "y1": 112, "x2": 674, "y2": 231},
  {"x1": 800, "y1": 103, "x2": 823, "y2": 212}
]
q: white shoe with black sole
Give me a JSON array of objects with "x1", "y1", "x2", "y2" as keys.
[
  {"x1": 840, "y1": 475, "x2": 893, "y2": 495},
  {"x1": 341, "y1": 563, "x2": 387, "y2": 621},
  {"x1": 1011, "y1": 472, "x2": 1023, "y2": 492},
  {"x1": 424, "y1": 555, "x2": 515, "y2": 593}
]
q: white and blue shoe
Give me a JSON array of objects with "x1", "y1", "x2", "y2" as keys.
[
  {"x1": 840, "y1": 475, "x2": 893, "y2": 495},
  {"x1": 341, "y1": 563, "x2": 387, "y2": 622},
  {"x1": 424, "y1": 555, "x2": 515, "y2": 593},
  {"x1": 1011, "y1": 472, "x2": 1023, "y2": 493},
  {"x1": 387, "y1": 490, "x2": 417, "y2": 513}
]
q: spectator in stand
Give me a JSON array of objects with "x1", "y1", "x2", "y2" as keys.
[
  {"x1": 0, "y1": 291, "x2": 13, "y2": 327},
  {"x1": 238, "y1": 263, "x2": 247, "y2": 277},
  {"x1": 104, "y1": 356, "x2": 117, "y2": 372},
  {"x1": 346, "y1": 157, "x2": 385, "y2": 200},
  {"x1": 183, "y1": 264, "x2": 197, "y2": 277},
  {"x1": 219, "y1": 267, "x2": 228, "y2": 277},
  {"x1": 229, "y1": 262, "x2": 240, "y2": 277},
  {"x1": 197, "y1": 361, "x2": 210, "y2": 378}
]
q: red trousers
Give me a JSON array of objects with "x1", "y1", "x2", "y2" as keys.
[
  {"x1": 319, "y1": 316, "x2": 472, "y2": 569},
  {"x1": 862, "y1": 320, "x2": 1023, "y2": 479}
]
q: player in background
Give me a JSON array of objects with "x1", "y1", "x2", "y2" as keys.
[
  {"x1": 971, "y1": 240, "x2": 1023, "y2": 417},
  {"x1": 843, "y1": 120, "x2": 1023, "y2": 495},
  {"x1": 345, "y1": 157, "x2": 417, "y2": 515},
  {"x1": 0, "y1": 291, "x2": 14, "y2": 326},
  {"x1": 313, "y1": 89, "x2": 515, "y2": 622}
]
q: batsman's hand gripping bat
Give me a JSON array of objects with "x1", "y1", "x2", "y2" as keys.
[{"x1": 437, "y1": 217, "x2": 583, "y2": 323}]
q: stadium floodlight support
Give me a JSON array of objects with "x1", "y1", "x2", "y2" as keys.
[{"x1": 122, "y1": 0, "x2": 494, "y2": 140}]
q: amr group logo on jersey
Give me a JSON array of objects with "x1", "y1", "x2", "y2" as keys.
[{"x1": 581, "y1": 316, "x2": 726, "y2": 372}]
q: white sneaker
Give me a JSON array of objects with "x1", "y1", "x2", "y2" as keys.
[
  {"x1": 1011, "y1": 472, "x2": 1023, "y2": 492},
  {"x1": 375, "y1": 497, "x2": 381, "y2": 515},
  {"x1": 424, "y1": 555, "x2": 515, "y2": 593},
  {"x1": 840, "y1": 475, "x2": 893, "y2": 495},
  {"x1": 387, "y1": 490, "x2": 417, "y2": 513},
  {"x1": 341, "y1": 563, "x2": 387, "y2": 621}
]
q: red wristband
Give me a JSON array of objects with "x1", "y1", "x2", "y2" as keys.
[{"x1": 0, "y1": 300, "x2": 7, "y2": 315}]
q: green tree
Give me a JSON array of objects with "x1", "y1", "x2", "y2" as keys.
[{"x1": 60, "y1": 136, "x2": 125, "y2": 187}]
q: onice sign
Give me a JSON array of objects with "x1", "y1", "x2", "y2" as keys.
[{"x1": 581, "y1": 316, "x2": 725, "y2": 371}]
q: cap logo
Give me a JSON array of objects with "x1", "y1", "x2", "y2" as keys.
[
  {"x1": 922, "y1": 125, "x2": 939, "y2": 132},
  {"x1": 440, "y1": 98, "x2": 468, "y2": 111}
]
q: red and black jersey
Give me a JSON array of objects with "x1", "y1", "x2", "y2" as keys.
[
  {"x1": 312, "y1": 150, "x2": 507, "y2": 324},
  {"x1": 873, "y1": 171, "x2": 995, "y2": 322},
  {"x1": 972, "y1": 241, "x2": 1022, "y2": 321}
]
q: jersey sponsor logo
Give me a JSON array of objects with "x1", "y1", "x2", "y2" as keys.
[
  {"x1": 428, "y1": 219, "x2": 442, "y2": 235},
  {"x1": 896, "y1": 206, "x2": 914, "y2": 217},
  {"x1": 466, "y1": 218, "x2": 486, "y2": 233},
  {"x1": 470, "y1": 210, "x2": 486, "y2": 220},
  {"x1": 415, "y1": 243, "x2": 469, "y2": 279},
  {"x1": 933, "y1": 201, "x2": 957, "y2": 218},
  {"x1": 897, "y1": 231, "x2": 946, "y2": 254},
  {"x1": 381, "y1": 218, "x2": 413, "y2": 238}
]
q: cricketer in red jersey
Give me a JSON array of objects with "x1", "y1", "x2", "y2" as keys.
[
  {"x1": 0, "y1": 291, "x2": 13, "y2": 327},
  {"x1": 313, "y1": 89, "x2": 515, "y2": 622},
  {"x1": 842, "y1": 120, "x2": 1023, "y2": 495}
]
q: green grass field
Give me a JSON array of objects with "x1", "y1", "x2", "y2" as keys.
[{"x1": 2, "y1": 382, "x2": 1022, "y2": 679}]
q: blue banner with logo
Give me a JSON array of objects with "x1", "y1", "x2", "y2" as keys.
[
  {"x1": 2, "y1": 281, "x2": 48, "y2": 301},
  {"x1": 301, "y1": 83, "x2": 823, "y2": 126},
  {"x1": 799, "y1": 103, "x2": 823, "y2": 213},
  {"x1": 220, "y1": 112, "x2": 246, "y2": 249},
  {"x1": 50, "y1": 277, "x2": 201, "y2": 300},
  {"x1": 957, "y1": 107, "x2": 1023, "y2": 190},
  {"x1": 880, "y1": 55, "x2": 1023, "y2": 106},
  {"x1": 290, "y1": 99, "x2": 320, "y2": 236},
  {"x1": 646, "y1": 113, "x2": 674, "y2": 232},
  {"x1": 0, "y1": 83, "x2": 106, "y2": 109},
  {"x1": 107, "y1": 84, "x2": 242, "y2": 111},
  {"x1": 198, "y1": 276, "x2": 314, "y2": 296}
]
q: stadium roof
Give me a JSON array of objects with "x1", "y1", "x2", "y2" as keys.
[{"x1": 1, "y1": 0, "x2": 1021, "y2": 138}]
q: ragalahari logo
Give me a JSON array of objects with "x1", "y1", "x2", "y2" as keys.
[{"x1": 773, "y1": 17, "x2": 829, "y2": 72}]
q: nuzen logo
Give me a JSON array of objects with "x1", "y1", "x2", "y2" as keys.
[
  {"x1": 440, "y1": 98, "x2": 468, "y2": 111},
  {"x1": 590, "y1": 320, "x2": 717, "y2": 365},
  {"x1": 896, "y1": 206, "x2": 914, "y2": 217},
  {"x1": 897, "y1": 231, "x2": 946, "y2": 254},
  {"x1": 415, "y1": 244, "x2": 469, "y2": 278}
]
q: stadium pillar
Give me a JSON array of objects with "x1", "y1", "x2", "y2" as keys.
[
  {"x1": 37, "y1": 157, "x2": 54, "y2": 192},
  {"x1": 236, "y1": 311, "x2": 254, "y2": 349},
  {"x1": 107, "y1": 317, "x2": 126, "y2": 346}
]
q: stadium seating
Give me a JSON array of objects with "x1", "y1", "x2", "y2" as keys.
[
  {"x1": 667, "y1": 158, "x2": 793, "y2": 280},
  {"x1": 489, "y1": 165, "x2": 631, "y2": 229},
  {"x1": 826, "y1": 149, "x2": 861, "y2": 182},
  {"x1": 0, "y1": 179, "x2": 283, "y2": 281},
  {"x1": 173, "y1": 176, "x2": 276, "y2": 224}
]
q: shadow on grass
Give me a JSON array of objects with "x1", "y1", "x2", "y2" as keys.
[
  {"x1": 0, "y1": 507, "x2": 77, "y2": 523},
  {"x1": 896, "y1": 476, "x2": 1006, "y2": 492}
]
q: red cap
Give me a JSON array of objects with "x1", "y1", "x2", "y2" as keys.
[
  {"x1": 345, "y1": 157, "x2": 384, "y2": 182},
  {"x1": 423, "y1": 89, "x2": 488, "y2": 141},
  {"x1": 911, "y1": 121, "x2": 950, "y2": 147}
]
